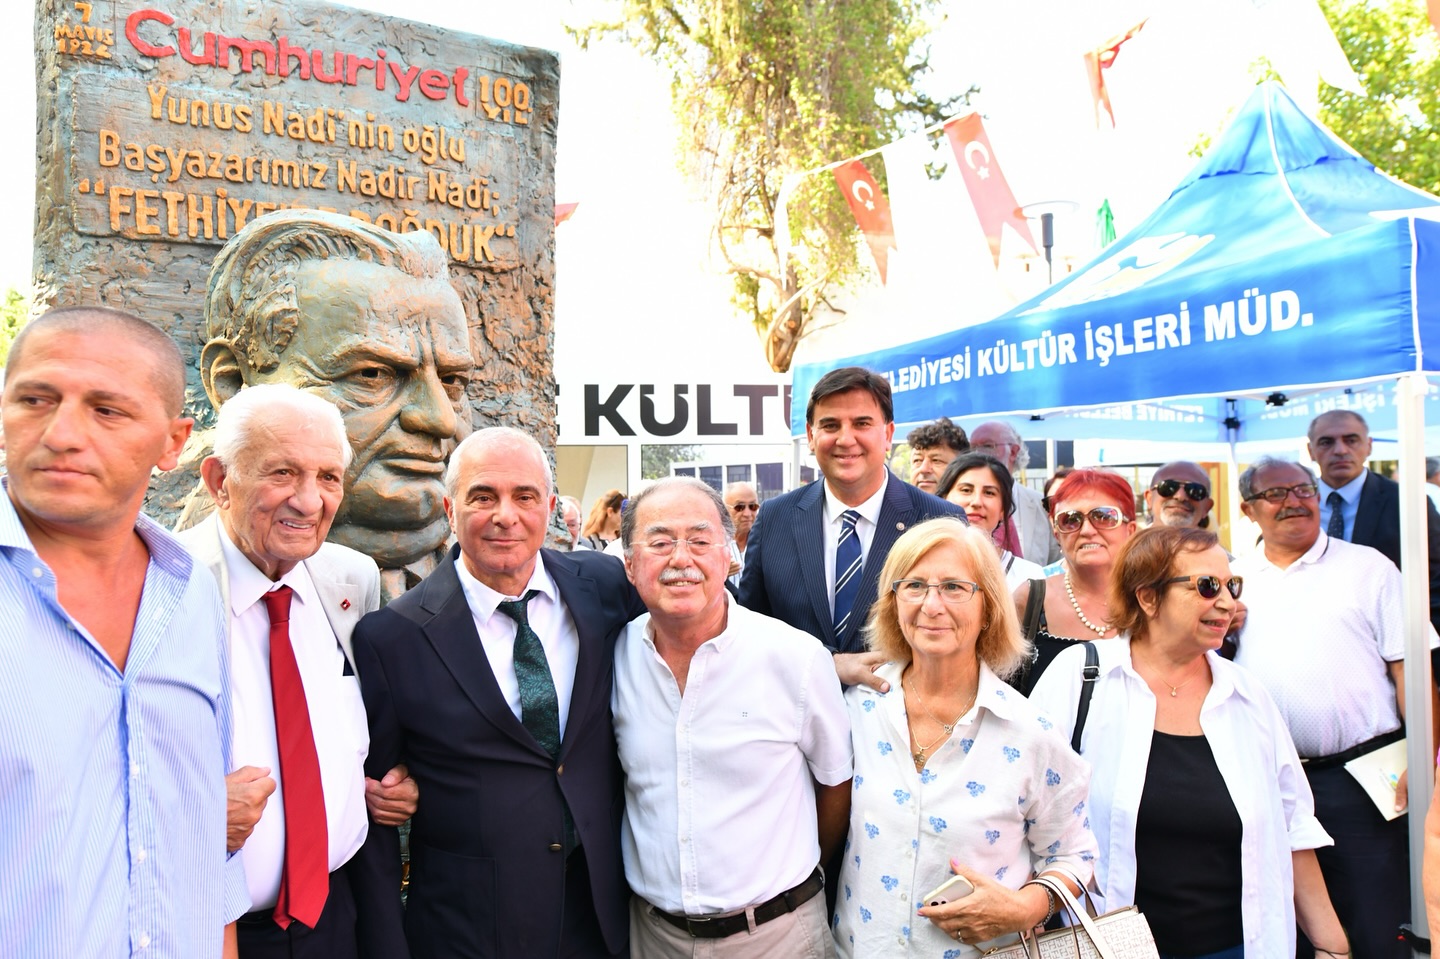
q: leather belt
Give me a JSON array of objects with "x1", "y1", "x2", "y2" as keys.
[
  {"x1": 1302, "y1": 728, "x2": 1404, "y2": 771},
  {"x1": 653, "y1": 867, "x2": 824, "y2": 939}
]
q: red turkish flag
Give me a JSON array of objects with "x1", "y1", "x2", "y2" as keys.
[
  {"x1": 832, "y1": 159, "x2": 896, "y2": 284},
  {"x1": 942, "y1": 114, "x2": 1036, "y2": 268},
  {"x1": 1084, "y1": 20, "x2": 1148, "y2": 127}
]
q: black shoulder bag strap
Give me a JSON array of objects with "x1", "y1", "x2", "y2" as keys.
[
  {"x1": 1021, "y1": 576, "x2": 1046, "y2": 642},
  {"x1": 1071, "y1": 641, "x2": 1100, "y2": 753}
]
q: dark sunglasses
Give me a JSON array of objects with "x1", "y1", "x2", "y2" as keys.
[
  {"x1": 1151, "y1": 479, "x2": 1209, "y2": 501},
  {"x1": 1162, "y1": 574, "x2": 1243, "y2": 600},
  {"x1": 731, "y1": 503, "x2": 760, "y2": 512},
  {"x1": 1053, "y1": 506, "x2": 1126, "y2": 533}
]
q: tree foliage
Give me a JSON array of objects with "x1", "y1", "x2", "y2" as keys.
[
  {"x1": 0, "y1": 288, "x2": 29, "y2": 367},
  {"x1": 572, "y1": 0, "x2": 964, "y2": 371},
  {"x1": 1319, "y1": 0, "x2": 1440, "y2": 192},
  {"x1": 641, "y1": 443, "x2": 704, "y2": 479}
]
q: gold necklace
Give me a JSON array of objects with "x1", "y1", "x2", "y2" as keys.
[
  {"x1": 906, "y1": 677, "x2": 977, "y2": 770},
  {"x1": 1065, "y1": 572, "x2": 1111, "y2": 637}
]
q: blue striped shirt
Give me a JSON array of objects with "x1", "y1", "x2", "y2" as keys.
[{"x1": 0, "y1": 488, "x2": 248, "y2": 956}]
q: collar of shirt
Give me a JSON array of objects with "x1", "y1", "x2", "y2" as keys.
[
  {"x1": 216, "y1": 524, "x2": 320, "y2": 617},
  {"x1": 454, "y1": 550, "x2": 559, "y2": 620},
  {"x1": 822, "y1": 470, "x2": 889, "y2": 529},
  {"x1": 1319, "y1": 468, "x2": 1366, "y2": 505},
  {"x1": 1100, "y1": 637, "x2": 1257, "y2": 715},
  {"x1": 639, "y1": 592, "x2": 740, "y2": 656},
  {"x1": 1250, "y1": 529, "x2": 1332, "y2": 574},
  {"x1": 872, "y1": 655, "x2": 1020, "y2": 724},
  {"x1": 0, "y1": 477, "x2": 194, "y2": 587}
]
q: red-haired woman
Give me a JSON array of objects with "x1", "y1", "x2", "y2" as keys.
[{"x1": 1011, "y1": 469, "x2": 1138, "y2": 694}]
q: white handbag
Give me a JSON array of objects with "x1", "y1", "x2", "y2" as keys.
[{"x1": 982, "y1": 875, "x2": 1158, "y2": 959}]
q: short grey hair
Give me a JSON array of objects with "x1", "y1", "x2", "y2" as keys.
[
  {"x1": 559, "y1": 494, "x2": 582, "y2": 514},
  {"x1": 444, "y1": 426, "x2": 554, "y2": 499},
  {"x1": 211, "y1": 383, "x2": 352, "y2": 470},
  {"x1": 978, "y1": 421, "x2": 1029, "y2": 472},
  {"x1": 620, "y1": 476, "x2": 735, "y2": 556},
  {"x1": 1427, "y1": 457, "x2": 1440, "y2": 479},
  {"x1": 1238, "y1": 456, "x2": 1316, "y2": 501},
  {"x1": 723, "y1": 481, "x2": 757, "y2": 499}
]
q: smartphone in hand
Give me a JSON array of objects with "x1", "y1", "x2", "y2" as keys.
[{"x1": 921, "y1": 874, "x2": 975, "y2": 907}]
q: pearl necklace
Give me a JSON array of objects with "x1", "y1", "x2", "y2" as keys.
[
  {"x1": 1064, "y1": 572, "x2": 1111, "y2": 638},
  {"x1": 906, "y1": 677, "x2": 977, "y2": 770}
]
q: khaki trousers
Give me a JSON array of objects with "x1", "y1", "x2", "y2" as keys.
[{"x1": 629, "y1": 891, "x2": 835, "y2": 959}]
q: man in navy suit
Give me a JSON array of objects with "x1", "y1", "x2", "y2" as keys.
[
  {"x1": 352, "y1": 427, "x2": 645, "y2": 959},
  {"x1": 738, "y1": 366, "x2": 966, "y2": 691},
  {"x1": 1309, "y1": 410, "x2": 1440, "y2": 634}
]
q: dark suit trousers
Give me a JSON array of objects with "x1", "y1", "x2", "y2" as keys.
[
  {"x1": 1296, "y1": 765, "x2": 1409, "y2": 959},
  {"x1": 238, "y1": 867, "x2": 358, "y2": 959}
]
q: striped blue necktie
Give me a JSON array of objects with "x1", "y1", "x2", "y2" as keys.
[{"x1": 834, "y1": 510, "x2": 863, "y2": 636}]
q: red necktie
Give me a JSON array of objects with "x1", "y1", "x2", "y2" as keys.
[{"x1": 263, "y1": 585, "x2": 329, "y2": 929}]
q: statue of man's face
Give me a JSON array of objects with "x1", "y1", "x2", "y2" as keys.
[{"x1": 246, "y1": 257, "x2": 475, "y2": 566}]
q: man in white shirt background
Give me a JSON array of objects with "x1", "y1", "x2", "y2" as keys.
[
  {"x1": 615, "y1": 477, "x2": 852, "y2": 958},
  {"x1": 178, "y1": 384, "x2": 414, "y2": 958},
  {"x1": 1233, "y1": 456, "x2": 1439, "y2": 959}
]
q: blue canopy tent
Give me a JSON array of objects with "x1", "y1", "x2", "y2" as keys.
[{"x1": 790, "y1": 82, "x2": 1440, "y2": 934}]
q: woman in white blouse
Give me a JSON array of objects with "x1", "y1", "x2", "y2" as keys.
[
  {"x1": 834, "y1": 519, "x2": 1096, "y2": 958},
  {"x1": 1030, "y1": 525, "x2": 1347, "y2": 959}
]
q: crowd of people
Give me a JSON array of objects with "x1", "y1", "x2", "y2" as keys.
[{"x1": 4, "y1": 305, "x2": 1440, "y2": 959}]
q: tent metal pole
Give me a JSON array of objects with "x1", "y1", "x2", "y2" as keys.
[{"x1": 1397, "y1": 371, "x2": 1434, "y2": 948}]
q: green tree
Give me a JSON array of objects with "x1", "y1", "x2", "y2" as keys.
[
  {"x1": 573, "y1": 1, "x2": 966, "y2": 372},
  {"x1": 641, "y1": 443, "x2": 705, "y2": 479},
  {"x1": 1319, "y1": 0, "x2": 1440, "y2": 192},
  {"x1": 0, "y1": 288, "x2": 29, "y2": 367}
]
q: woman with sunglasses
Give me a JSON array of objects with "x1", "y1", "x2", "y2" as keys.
[
  {"x1": 936, "y1": 453, "x2": 1046, "y2": 591},
  {"x1": 1030, "y1": 526, "x2": 1347, "y2": 959},
  {"x1": 1011, "y1": 469, "x2": 1138, "y2": 695},
  {"x1": 835, "y1": 519, "x2": 1096, "y2": 957}
]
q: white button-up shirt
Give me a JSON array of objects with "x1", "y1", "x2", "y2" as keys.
[
  {"x1": 1030, "y1": 639, "x2": 1332, "y2": 959},
  {"x1": 221, "y1": 532, "x2": 369, "y2": 911},
  {"x1": 836, "y1": 661, "x2": 1096, "y2": 958},
  {"x1": 1232, "y1": 532, "x2": 1435, "y2": 756},
  {"x1": 613, "y1": 597, "x2": 853, "y2": 914},
  {"x1": 822, "y1": 473, "x2": 890, "y2": 617},
  {"x1": 455, "y1": 553, "x2": 580, "y2": 739}
]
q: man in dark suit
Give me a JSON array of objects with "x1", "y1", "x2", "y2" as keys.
[
  {"x1": 352, "y1": 427, "x2": 645, "y2": 959},
  {"x1": 1309, "y1": 410, "x2": 1440, "y2": 634},
  {"x1": 738, "y1": 366, "x2": 966, "y2": 691}
]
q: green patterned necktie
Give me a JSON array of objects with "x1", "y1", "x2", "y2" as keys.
[{"x1": 496, "y1": 589, "x2": 561, "y2": 758}]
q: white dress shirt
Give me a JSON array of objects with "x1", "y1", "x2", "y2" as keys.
[
  {"x1": 822, "y1": 473, "x2": 891, "y2": 617},
  {"x1": 613, "y1": 597, "x2": 853, "y2": 914},
  {"x1": 836, "y1": 661, "x2": 1096, "y2": 958},
  {"x1": 1030, "y1": 640, "x2": 1332, "y2": 959},
  {"x1": 1231, "y1": 532, "x2": 1435, "y2": 756},
  {"x1": 1000, "y1": 550, "x2": 1046, "y2": 592},
  {"x1": 455, "y1": 553, "x2": 580, "y2": 739},
  {"x1": 220, "y1": 531, "x2": 369, "y2": 911}
]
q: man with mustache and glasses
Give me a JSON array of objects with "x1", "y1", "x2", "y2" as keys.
[
  {"x1": 1233, "y1": 457, "x2": 1439, "y2": 959},
  {"x1": 614, "y1": 478, "x2": 851, "y2": 958},
  {"x1": 1144, "y1": 461, "x2": 1215, "y2": 530}
]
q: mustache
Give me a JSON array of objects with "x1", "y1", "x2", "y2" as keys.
[
  {"x1": 659, "y1": 566, "x2": 703, "y2": 583},
  {"x1": 1276, "y1": 506, "x2": 1312, "y2": 520}
]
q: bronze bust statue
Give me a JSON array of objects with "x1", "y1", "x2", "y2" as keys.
[{"x1": 178, "y1": 210, "x2": 476, "y2": 597}]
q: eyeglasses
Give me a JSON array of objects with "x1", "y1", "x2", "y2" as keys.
[
  {"x1": 1053, "y1": 506, "x2": 1126, "y2": 533},
  {"x1": 892, "y1": 579, "x2": 980, "y2": 604},
  {"x1": 1151, "y1": 479, "x2": 1209, "y2": 501},
  {"x1": 1162, "y1": 574, "x2": 1243, "y2": 600},
  {"x1": 640, "y1": 536, "x2": 720, "y2": 556},
  {"x1": 1244, "y1": 483, "x2": 1318, "y2": 504},
  {"x1": 731, "y1": 503, "x2": 759, "y2": 512}
]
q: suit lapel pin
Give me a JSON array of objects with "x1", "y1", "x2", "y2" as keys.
[
  {"x1": 896, "y1": 522, "x2": 905, "y2": 531},
  {"x1": 341, "y1": 598, "x2": 351, "y2": 610}
]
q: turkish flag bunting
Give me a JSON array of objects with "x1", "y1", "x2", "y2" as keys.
[
  {"x1": 832, "y1": 159, "x2": 896, "y2": 284},
  {"x1": 554, "y1": 202, "x2": 579, "y2": 225},
  {"x1": 1084, "y1": 19, "x2": 1148, "y2": 127},
  {"x1": 942, "y1": 114, "x2": 1036, "y2": 268}
]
